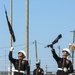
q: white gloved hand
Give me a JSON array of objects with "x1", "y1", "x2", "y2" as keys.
[
  {"x1": 10, "y1": 47, "x2": 14, "y2": 51},
  {"x1": 63, "y1": 67, "x2": 68, "y2": 72}
]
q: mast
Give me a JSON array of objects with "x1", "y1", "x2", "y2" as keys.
[
  {"x1": 34, "y1": 40, "x2": 38, "y2": 62},
  {"x1": 25, "y1": 0, "x2": 29, "y2": 60},
  {"x1": 70, "y1": 30, "x2": 75, "y2": 66},
  {"x1": 10, "y1": 0, "x2": 13, "y2": 75}
]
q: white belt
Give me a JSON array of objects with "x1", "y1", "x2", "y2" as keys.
[
  {"x1": 13, "y1": 69, "x2": 27, "y2": 74},
  {"x1": 58, "y1": 68, "x2": 63, "y2": 70},
  {"x1": 58, "y1": 68, "x2": 68, "y2": 72}
]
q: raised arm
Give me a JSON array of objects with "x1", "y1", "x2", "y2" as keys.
[{"x1": 9, "y1": 47, "x2": 16, "y2": 63}]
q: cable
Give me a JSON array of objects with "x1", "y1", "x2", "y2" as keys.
[{"x1": 36, "y1": 41, "x2": 46, "y2": 46}]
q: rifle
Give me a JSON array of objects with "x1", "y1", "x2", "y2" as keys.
[
  {"x1": 45, "y1": 34, "x2": 62, "y2": 48},
  {"x1": 4, "y1": 5, "x2": 16, "y2": 42}
]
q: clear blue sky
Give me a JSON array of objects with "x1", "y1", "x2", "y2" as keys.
[{"x1": 0, "y1": 0, "x2": 75, "y2": 73}]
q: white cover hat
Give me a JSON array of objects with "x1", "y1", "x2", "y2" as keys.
[
  {"x1": 18, "y1": 50, "x2": 26, "y2": 58},
  {"x1": 63, "y1": 48, "x2": 70, "y2": 55}
]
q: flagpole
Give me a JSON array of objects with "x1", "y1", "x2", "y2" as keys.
[
  {"x1": 26, "y1": 0, "x2": 29, "y2": 60},
  {"x1": 10, "y1": 0, "x2": 13, "y2": 75}
]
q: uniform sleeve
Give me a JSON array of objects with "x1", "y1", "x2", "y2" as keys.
[
  {"x1": 51, "y1": 49, "x2": 61, "y2": 62},
  {"x1": 9, "y1": 51, "x2": 16, "y2": 64},
  {"x1": 68, "y1": 61, "x2": 74, "y2": 74},
  {"x1": 41, "y1": 68, "x2": 44, "y2": 75},
  {"x1": 26, "y1": 60, "x2": 30, "y2": 75}
]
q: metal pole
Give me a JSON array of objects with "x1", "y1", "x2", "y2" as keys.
[
  {"x1": 10, "y1": 0, "x2": 13, "y2": 75},
  {"x1": 46, "y1": 64, "x2": 47, "y2": 75},
  {"x1": 70, "y1": 30, "x2": 75, "y2": 66},
  {"x1": 26, "y1": 0, "x2": 29, "y2": 60},
  {"x1": 34, "y1": 40, "x2": 38, "y2": 62}
]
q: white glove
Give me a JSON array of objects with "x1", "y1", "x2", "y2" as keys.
[
  {"x1": 10, "y1": 47, "x2": 14, "y2": 51},
  {"x1": 63, "y1": 67, "x2": 68, "y2": 72}
]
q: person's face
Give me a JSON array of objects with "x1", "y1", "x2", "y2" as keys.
[
  {"x1": 62, "y1": 51, "x2": 68, "y2": 58},
  {"x1": 18, "y1": 52, "x2": 23, "y2": 60},
  {"x1": 36, "y1": 64, "x2": 40, "y2": 68}
]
